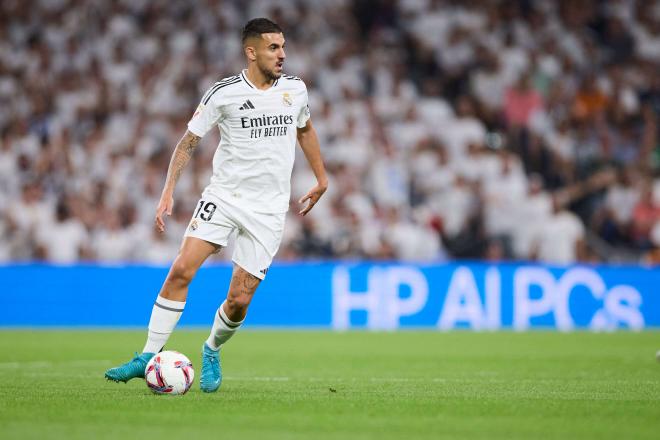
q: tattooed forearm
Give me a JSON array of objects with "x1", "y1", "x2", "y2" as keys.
[{"x1": 163, "y1": 130, "x2": 201, "y2": 192}]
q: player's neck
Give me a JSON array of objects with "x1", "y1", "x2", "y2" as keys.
[{"x1": 245, "y1": 66, "x2": 275, "y2": 90}]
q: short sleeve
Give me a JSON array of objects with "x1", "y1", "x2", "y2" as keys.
[
  {"x1": 187, "y1": 85, "x2": 225, "y2": 137},
  {"x1": 296, "y1": 88, "x2": 311, "y2": 128}
]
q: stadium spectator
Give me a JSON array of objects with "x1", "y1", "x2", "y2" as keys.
[
  {"x1": 504, "y1": 73, "x2": 543, "y2": 130},
  {"x1": 34, "y1": 197, "x2": 88, "y2": 263},
  {"x1": 631, "y1": 180, "x2": 660, "y2": 248}
]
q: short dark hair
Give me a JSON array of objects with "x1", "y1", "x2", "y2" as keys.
[{"x1": 241, "y1": 18, "x2": 283, "y2": 44}]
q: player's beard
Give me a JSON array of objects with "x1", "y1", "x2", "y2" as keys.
[{"x1": 258, "y1": 60, "x2": 282, "y2": 81}]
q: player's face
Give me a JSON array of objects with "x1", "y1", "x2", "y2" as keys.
[{"x1": 255, "y1": 33, "x2": 286, "y2": 80}]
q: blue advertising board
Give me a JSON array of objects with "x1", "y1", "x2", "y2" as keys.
[{"x1": 1, "y1": 262, "x2": 658, "y2": 329}]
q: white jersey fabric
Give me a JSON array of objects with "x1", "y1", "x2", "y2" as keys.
[{"x1": 188, "y1": 70, "x2": 311, "y2": 213}]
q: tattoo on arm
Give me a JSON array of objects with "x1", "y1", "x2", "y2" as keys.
[{"x1": 164, "y1": 131, "x2": 201, "y2": 190}]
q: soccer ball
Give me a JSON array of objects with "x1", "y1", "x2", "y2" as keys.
[{"x1": 145, "y1": 351, "x2": 194, "y2": 395}]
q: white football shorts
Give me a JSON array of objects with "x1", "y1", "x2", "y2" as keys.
[{"x1": 184, "y1": 193, "x2": 285, "y2": 280}]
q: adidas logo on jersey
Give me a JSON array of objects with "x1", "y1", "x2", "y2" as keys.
[{"x1": 239, "y1": 100, "x2": 255, "y2": 110}]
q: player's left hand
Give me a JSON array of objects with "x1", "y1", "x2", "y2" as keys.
[{"x1": 298, "y1": 183, "x2": 327, "y2": 216}]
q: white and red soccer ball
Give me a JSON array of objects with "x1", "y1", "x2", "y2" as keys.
[{"x1": 145, "y1": 351, "x2": 194, "y2": 395}]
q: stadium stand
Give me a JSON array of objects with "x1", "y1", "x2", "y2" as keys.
[{"x1": 0, "y1": 0, "x2": 658, "y2": 264}]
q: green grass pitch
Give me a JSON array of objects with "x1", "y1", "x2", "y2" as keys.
[{"x1": 0, "y1": 330, "x2": 658, "y2": 440}]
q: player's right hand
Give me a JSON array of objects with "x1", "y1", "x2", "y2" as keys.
[{"x1": 155, "y1": 194, "x2": 174, "y2": 233}]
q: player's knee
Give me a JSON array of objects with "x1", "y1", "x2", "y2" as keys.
[{"x1": 168, "y1": 261, "x2": 196, "y2": 287}]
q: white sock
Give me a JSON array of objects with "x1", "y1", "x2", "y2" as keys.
[
  {"x1": 142, "y1": 296, "x2": 186, "y2": 354},
  {"x1": 205, "y1": 301, "x2": 244, "y2": 351}
]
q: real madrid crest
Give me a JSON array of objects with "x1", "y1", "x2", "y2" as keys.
[
  {"x1": 282, "y1": 92, "x2": 293, "y2": 106},
  {"x1": 190, "y1": 219, "x2": 198, "y2": 231}
]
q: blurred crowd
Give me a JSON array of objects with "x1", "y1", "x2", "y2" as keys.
[{"x1": 1, "y1": 0, "x2": 659, "y2": 265}]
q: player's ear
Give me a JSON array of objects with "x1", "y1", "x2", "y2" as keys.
[{"x1": 244, "y1": 44, "x2": 257, "y2": 62}]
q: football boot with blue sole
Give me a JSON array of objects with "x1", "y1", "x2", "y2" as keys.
[
  {"x1": 105, "y1": 352, "x2": 155, "y2": 383},
  {"x1": 200, "y1": 343, "x2": 222, "y2": 393}
]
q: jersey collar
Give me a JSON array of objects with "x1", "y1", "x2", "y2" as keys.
[{"x1": 241, "y1": 69, "x2": 279, "y2": 91}]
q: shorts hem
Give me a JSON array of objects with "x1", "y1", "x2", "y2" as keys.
[
  {"x1": 184, "y1": 231, "x2": 228, "y2": 248},
  {"x1": 231, "y1": 257, "x2": 266, "y2": 281}
]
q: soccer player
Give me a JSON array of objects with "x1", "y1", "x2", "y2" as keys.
[{"x1": 105, "y1": 18, "x2": 328, "y2": 392}]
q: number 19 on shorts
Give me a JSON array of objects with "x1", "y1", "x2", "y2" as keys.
[{"x1": 193, "y1": 200, "x2": 217, "y2": 221}]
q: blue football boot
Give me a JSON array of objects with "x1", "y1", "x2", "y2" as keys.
[
  {"x1": 105, "y1": 352, "x2": 155, "y2": 383},
  {"x1": 200, "y1": 343, "x2": 222, "y2": 393}
]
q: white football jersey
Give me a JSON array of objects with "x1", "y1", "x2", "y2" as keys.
[{"x1": 188, "y1": 70, "x2": 311, "y2": 213}]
